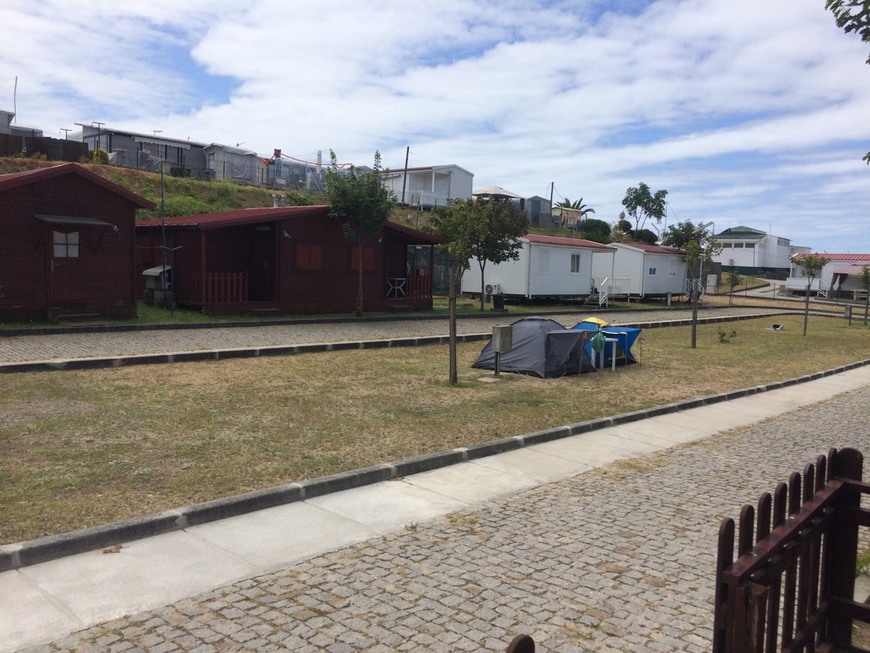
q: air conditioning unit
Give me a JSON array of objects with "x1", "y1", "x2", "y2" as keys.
[{"x1": 484, "y1": 283, "x2": 501, "y2": 295}]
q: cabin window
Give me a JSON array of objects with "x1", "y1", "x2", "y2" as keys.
[
  {"x1": 648, "y1": 267, "x2": 657, "y2": 276},
  {"x1": 296, "y1": 244, "x2": 323, "y2": 270},
  {"x1": 53, "y1": 231, "x2": 79, "y2": 258},
  {"x1": 570, "y1": 253, "x2": 581, "y2": 274},
  {"x1": 537, "y1": 248, "x2": 550, "y2": 274},
  {"x1": 350, "y1": 245, "x2": 375, "y2": 272}
]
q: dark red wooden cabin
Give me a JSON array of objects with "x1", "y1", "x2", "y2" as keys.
[
  {"x1": 0, "y1": 163, "x2": 154, "y2": 322},
  {"x1": 135, "y1": 205, "x2": 441, "y2": 315}
]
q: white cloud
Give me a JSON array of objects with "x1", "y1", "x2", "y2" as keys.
[{"x1": 1, "y1": 0, "x2": 868, "y2": 252}]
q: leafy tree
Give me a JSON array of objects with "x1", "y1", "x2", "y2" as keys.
[
  {"x1": 326, "y1": 150, "x2": 396, "y2": 316},
  {"x1": 577, "y1": 218, "x2": 612, "y2": 243},
  {"x1": 661, "y1": 220, "x2": 709, "y2": 249},
  {"x1": 682, "y1": 223, "x2": 720, "y2": 348},
  {"x1": 631, "y1": 228, "x2": 658, "y2": 245},
  {"x1": 726, "y1": 270, "x2": 743, "y2": 305},
  {"x1": 621, "y1": 182, "x2": 668, "y2": 231},
  {"x1": 427, "y1": 197, "x2": 527, "y2": 384},
  {"x1": 429, "y1": 197, "x2": 528, "y2": 311},
  {"x1": 825, "y1": 0, "x2": 870, "y2": 163},
  {"x1": 791, "y1": 253, "x2": 830, "y2": 336}
]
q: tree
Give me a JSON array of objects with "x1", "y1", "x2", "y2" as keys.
[
  {"x1": 577, "y1": 218, "x2": 612, "y2": 243},
  {"x1": 427, "y1": 198, "x2": 526, "y2": 384},
  {"x1": 825, "y1": 0, "x2": 870, "y2": 164},
  {"x1": 429, "y1": 197, "x2": 528, "y2": 311},
  {"x1": 621, "y1": 182, "x2": 668, "y2": 231},
  {"x1": 661, "y1": 220, "x2": 709, "y2": 250},
  {"x1": 682, "y1": 223, "x2": 720, "y2": 348},
  {"x1": 791, "y1": 253, "x2": 830, "y2": 336},
  {"x1": 554, "y1": 197, "x2": 596, "y2": 219},
  {"x1": 726, "y1": 270, "x2": 743, "y2": 305},
  {"x1": 326, "y1": 150, "x2": 396, "y2": 316},
  {"x1": 631, "y1": 228, "x2": 658, "y2": 245}
]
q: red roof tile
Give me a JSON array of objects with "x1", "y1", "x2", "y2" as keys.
[{"x1": 523, "y1": 234, "x2": 613, "y2": 250}]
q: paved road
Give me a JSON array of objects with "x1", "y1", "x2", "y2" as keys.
[
  {"x1": 0, "y1": 307, "x2": 787, "y2": 364},
  {"x1": 19, "y1": 375, "x2": 869, "y2": 653}
]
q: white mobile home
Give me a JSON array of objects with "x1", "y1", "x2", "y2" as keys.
[
  {"x1": 592, "y1": 242, "x2": 688, "y2": 298},
  {"x1": 461, "y1": 234, "x2": 613, "y2": 298},
  {"x1": 785, "y1": 253, "x2": 870, "y2": 298}
]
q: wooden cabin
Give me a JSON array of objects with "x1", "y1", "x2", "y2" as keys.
[
  {"x1": 0, "y1": 163, "x2": 154, "y2": 322},
  {"x1": 135, "y1": 205, "x2": 441, "y2": 315}
]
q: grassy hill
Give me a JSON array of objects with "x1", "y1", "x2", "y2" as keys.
[{"x1": 0, "y1": 156, "x2": 320, "y2": 221}]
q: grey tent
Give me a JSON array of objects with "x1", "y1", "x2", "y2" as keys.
[{"x1": 472, "y1": 317, "x2": 594, "y2": 377}]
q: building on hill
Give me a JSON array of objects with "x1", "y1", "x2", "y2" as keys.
[
  {"x1": 710, "y1": 226, "x2": 801, "y2": 279},
  {"x1": 382, "y1": 164, "x2": 474, "y2": 208},
  {"x1": 0, "y1": 109, "x2": 87, "y2": 161},
  {"x1": 0, "y1": 163, "x2": 154, "y2": 322},
  {"x1": 135, "y1": 206, "x2": 442, "y2": 315}
]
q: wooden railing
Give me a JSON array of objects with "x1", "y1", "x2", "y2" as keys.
[
  {"x1": 385, "y1": 275, "x2": 432, "y2": 301},
  {"x1": 714, "y1": 447, "x2": 870, "y2": 653},
  {"x1": 175, "y1": 272, "x2": 248, "y2": 306}
]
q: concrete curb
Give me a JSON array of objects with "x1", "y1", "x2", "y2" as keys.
[{"x1": 2, "y1": 358, "x2": 867, "y2": 573}]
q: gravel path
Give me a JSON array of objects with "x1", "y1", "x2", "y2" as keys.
[{"x1": 0, "y1": 307, "x2": 787, "y2": 364}]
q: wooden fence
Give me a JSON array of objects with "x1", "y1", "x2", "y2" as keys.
[
  {"x1": 714, "y1": 447, "x2": 870, "y2": 652},
  {"x1": 176, "y1": 272, "x2": 248, "y2": 307}
]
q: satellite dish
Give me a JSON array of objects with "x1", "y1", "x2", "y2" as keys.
[{"x1": 619, "y1": 211, "x2": 625, "y2": 220}]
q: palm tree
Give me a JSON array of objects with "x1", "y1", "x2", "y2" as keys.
[
  {"x1": 554, "y1": 197, "x2": 595, "y2": 219},
  {"x1": 554, "y1": 197, "x2": 595, "y2": 230}
]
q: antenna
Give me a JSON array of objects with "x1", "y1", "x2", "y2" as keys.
[{"x1": 12, "y1": 76, "x2": 17, "y2": 122}]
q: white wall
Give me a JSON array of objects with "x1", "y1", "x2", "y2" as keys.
[{"x1": 460, "y1": 240, "x2": 599, "y2": 297}]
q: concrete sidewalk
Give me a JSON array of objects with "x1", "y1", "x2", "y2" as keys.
[{"x1": 2, "y1": 363, "x2": 868, "y2": 652}]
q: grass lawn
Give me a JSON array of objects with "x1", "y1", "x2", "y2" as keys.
[{"x1": 1, "y1": 313, "x2": 868, "y2": 544}]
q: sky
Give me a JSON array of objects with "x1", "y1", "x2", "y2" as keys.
[{"x1": 1, "y1": 0, "x2": 868, "y2": 253}]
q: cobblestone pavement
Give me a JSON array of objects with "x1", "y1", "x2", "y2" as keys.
[
  {"x1": 24, "y1": 384, "x2": 870, "y2": 653},
  {"x1": 0, "y1": 307, "x2": 785, "y2": 363}
]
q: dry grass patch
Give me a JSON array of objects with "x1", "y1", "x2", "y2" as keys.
[{"x1": 1, "y1": 314, "x2": 868, "y2": 543}]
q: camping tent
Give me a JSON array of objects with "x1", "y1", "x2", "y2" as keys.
[
  {"x1": 572, "y1": 320, "x2": 642, "y2": 367},
  {"x1": 472, "y1": 317, "x2": 594, "y2": 377}
]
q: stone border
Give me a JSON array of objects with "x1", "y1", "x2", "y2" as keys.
[{"x1": 1, "y1": 358, "x2": 867, "y2": 572}]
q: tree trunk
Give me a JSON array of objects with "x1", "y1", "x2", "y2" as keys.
[
  {"x1": 478, "y1": 261, "x2": 487, "y2": 311},
  {"x1": 803, "y1": 281, "x2": 811, "y2": 336},
  {"x1": 448, "y1": 263, "x2": 458, "y2": 385}
]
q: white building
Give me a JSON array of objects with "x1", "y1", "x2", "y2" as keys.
[
  {"x1": 786, "y1": 253, "x2": 870, "y2": 298},
  {"x1": 711, "y1": 226, "x2": 796, "y2": 277},
  {"x1": 461, "y1": 234, "x2": 612, "y2": 299},
  {"x1": 382, "y1": 164, "x2": 473, "y2": 208},
  {"x1": 591, "y1": 243, "x2": 688, "y2": 299}
]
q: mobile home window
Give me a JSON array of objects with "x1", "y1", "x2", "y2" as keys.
[
  {"x1": 648, "y1": 267, "x2": 657, "y2": 276},
  {"x1": 53, "y1": 231, "x2": 79, "y2": 258},
  {"x1": 537, "y1": 248, "x2": 550, "y2": 274},
  {"x1": 570, "y1": 253, "x2": 580, "y2": 273}
]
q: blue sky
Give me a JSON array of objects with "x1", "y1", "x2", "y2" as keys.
[{"x1": 1, "y1": 0, "x2": 868, "y2": 252}]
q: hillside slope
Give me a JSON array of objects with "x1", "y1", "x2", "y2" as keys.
[{"x1": 0, "y1": 157, "x2": 318, "y2": 220}]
